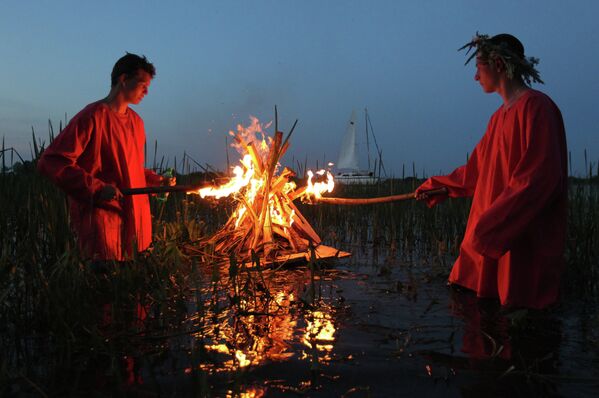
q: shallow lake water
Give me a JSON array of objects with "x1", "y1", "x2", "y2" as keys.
[{"x1": 87, "y1": 245, "x2": 599, "y2": 398}]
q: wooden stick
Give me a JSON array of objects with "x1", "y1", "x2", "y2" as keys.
[
  {"x1": 283, "y1": 193, "x2": 321, "y2": 243},
  {"x1": 251, "y1": 131, "x2": 283, "y2": 250},
  {"x1": 287, "y1": 185, "x2": 308, "y2": 201},
  {"x1": 121, "y1": 184, "x2": 211, "y2": 195},
  {"x1": 312, "y1": 187, "x2": 448, "y2": 205},
  {"x1": 247, "y1": 143, "x2": 264, "y2": 173},
  {"x1": 239, "y1": 197, "x2": 258, "y2": 222}
]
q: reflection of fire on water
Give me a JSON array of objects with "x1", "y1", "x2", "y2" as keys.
[
  {"x1": 303, "y1": 310, "x2": 336, "y2": 361},
  {"x1": 184, "y1": 267, "x2": 339, "y2": 379},
  {"x1": 226, "y1": 389, "x2": 265, "y2": 398},
  {"x1": 187, "y1": 285, "x2": 297, "y2": 374},
  {"x1": 185, "y1": 116, "x2": 335, "y2": 262}
]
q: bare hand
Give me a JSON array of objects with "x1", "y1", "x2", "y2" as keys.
[
  {"x1": 163, "y1": 176, "x2": 176, "y2": 186},
  {"x1": 416, "y1": 187, "x2": 448, "y2": 199},
  {"x1": 98, "y1": 184, "x2": 123, "y2": 201},
  {"x1": 416, "y1": 188, "x2": 440, "y2": 200}
]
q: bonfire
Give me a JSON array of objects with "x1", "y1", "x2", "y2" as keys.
[
  {"x1": 188, "y1": 114, "x2": 341, "y2": 264},
  {"x1": 121, "y1": 111, "x2": 444, "y2": 264}
]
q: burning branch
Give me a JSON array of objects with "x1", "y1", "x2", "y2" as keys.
[
  {"x1": 122, "y1": 184, "x2": 210, "y2": 195},
  {"x1": 308, "y1": 188, "x2": 448, "y2": 205}
]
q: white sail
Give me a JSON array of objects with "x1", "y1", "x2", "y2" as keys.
[{"x1": 336, "y1": 110, "x2": 359, "y2": 171}]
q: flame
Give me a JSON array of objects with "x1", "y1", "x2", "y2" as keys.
[
  {"x1": 260, "y1": 138, "x2": 268, "y2": 152},
  {"x1": 269, "y1": 196, "x2": 294, "y2": 228},
  {"x1": 305, "y1": 169, "x2": 335, "y2": 199},
  {"x1": 230, "y1": 115, "x2": 272, "y2": 161},
  {"x1": 283, "y1": 181, "x2": 296, "y2": 194},
  {"x1": 192, "y1": 154, "x2": 255, "y2": 199}
]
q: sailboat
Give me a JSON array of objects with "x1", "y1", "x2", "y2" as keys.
[{"x1": 335, "y1": 109, "x2": 385, "y2": 184}]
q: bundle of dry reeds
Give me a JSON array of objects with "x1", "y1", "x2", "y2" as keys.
[{"x1": 206, "y1": 112, "x2": 321, "y2": 262}]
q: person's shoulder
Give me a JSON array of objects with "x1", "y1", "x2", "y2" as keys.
[
  {"x1": 520, "y1": 89, "x2": 563, "y2": 122},
  {"x1": 64, "y1": 101, "x2": 108, "y2": 128},
  {"x1": 74, "y1": 101, "x2": 110, "y2": 119},
  {"x1": 127, "y1": 107, "x2": 142, "y2": 120},
  {"x1": 126, "y1": 107, "x2": 145, "y2": 127},
  {"x1": 489, "y1": 104, "x2": 504, "y2": 121},
  {"x1": 521, "y1": 89, "x2": 558, "y2": 109}
]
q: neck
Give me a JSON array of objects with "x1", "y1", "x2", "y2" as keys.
[
  {"x1": 103, "y1": 88, "x2": 128, "y2": 114},
  {"x1": 498, "y1": 79, "x2": 528, "y2": 108}
]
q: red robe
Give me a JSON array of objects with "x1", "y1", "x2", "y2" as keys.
[
  {"x1": 417, "y1": 90, "x2": 567, "y2": 309},
  {"x1": 38, "y1": 101, "x2": 162, "y2": 261}
]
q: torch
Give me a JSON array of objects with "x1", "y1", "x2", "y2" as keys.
[
  {"x1": 311, "y1": 187, "x2": 448, "y2": 205},
  {"x1": 121, "y1": 183, "x2": 213, "y2": 196}
]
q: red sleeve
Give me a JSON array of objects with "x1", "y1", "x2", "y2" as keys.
[
  {"x1": 37, "y1": 110, "x2": 106, "y2": 203},
  {"x1": 471, "y1": 97, "x2": 566, "y2": 259}
]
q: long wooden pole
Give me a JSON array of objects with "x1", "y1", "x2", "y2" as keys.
[
  {"x1": 312, "y1": 187, "x2": 448, "y2": 205},
  {"x1": 123, "y1": 184, "x2": 449, "y2": 205},
  {"x1": 121, "y1": 184, "x2": 212, "y2": 195}
]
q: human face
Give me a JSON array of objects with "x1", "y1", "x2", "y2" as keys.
[
  {"x1": 474, "y1": 57, "x2": 500, "y2": 93},
  {"x1": 121, "y1": 69, "x2": 152, "y2": 105}
]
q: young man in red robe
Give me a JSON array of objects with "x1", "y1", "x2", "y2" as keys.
[
  {"x1": 416, "y1": 34, "x2": 568, "y2": 309},
  {"x1": 38, "y1": 53, "x2": 174, "y2": 263}
]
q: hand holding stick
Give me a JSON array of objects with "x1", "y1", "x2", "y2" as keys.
[{"x1": 98, "y1": 184, "x2": 123, "y2": 201}]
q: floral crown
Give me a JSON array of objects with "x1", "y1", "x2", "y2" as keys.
[{"x1": 459, "y1": 32, "x2": 544, "y2": 85}]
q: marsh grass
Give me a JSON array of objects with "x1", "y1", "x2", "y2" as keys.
[{"x1": 2, "y1": 130, "x2": 599, "y2": 394}]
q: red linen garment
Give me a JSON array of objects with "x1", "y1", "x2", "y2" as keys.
[
  {"x1": 38, "y1": 101, "x2": 162, "y2": 261},
  {"x1": 418, "y1": 90, "x2": 568, "y2": 309}
]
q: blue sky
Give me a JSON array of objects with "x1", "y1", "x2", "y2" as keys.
[{"x1": 1, "y1": 0, "x2": 598, "y2": 176}]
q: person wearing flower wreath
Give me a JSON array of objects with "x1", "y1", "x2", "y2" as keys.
[
  {"x1": 416, "y1": 33, "x2": 568, "y2": 309},
  {"x1": 38, "y1": 53, "x2": 175, "y2": 264}
]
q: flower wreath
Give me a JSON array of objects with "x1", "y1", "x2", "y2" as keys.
[{"x1": 459, "y1": 32, "x2": 544, "y2": 85}]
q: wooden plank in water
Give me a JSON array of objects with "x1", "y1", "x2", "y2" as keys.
[
  {"x1": 257, "y1": 244, "x2": 351, "y2": 268},
  {"x1": 310, "y1": 244, "x2": 351, "y2": 260},
  {"x1": 189, "y1": 244, "x2": 351, "y2": 269}
]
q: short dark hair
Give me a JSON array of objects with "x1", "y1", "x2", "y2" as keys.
[
  {"x1": 487, "y1": 34, "x2": 525, "y2": 60},
  {"x1": 111, "y1": 52, "x2": 156, "y2": 87}
]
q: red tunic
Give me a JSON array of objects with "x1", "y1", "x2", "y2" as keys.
[
  {"x1": 417, "y1": 90, "x2": 568, "y2": 309},
  {"x1": 38, "y1": 101, "x2": 162, "y2": 261}
]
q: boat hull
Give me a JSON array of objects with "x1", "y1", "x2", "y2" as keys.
[{"x1": 335, "y1": 172, "x2": 379, "y2": 184}]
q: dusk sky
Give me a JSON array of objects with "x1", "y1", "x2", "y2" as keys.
[{"x1": 1, "y1": 0, "x2": 598, "y2": 176}]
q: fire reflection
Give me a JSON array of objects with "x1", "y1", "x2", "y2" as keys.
[
  {"x1": 303, "y1": 310, "x2": 336, "y2": 356},
  {"x1": 226, "y1": 387, "x2": 266, "y2": 398},
  {"x1": 186, "y1": 267, "x2": 339, "y2": 374},
  {"x1": 188, "y1": 270, "x2": 297, "y2": 373}
]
